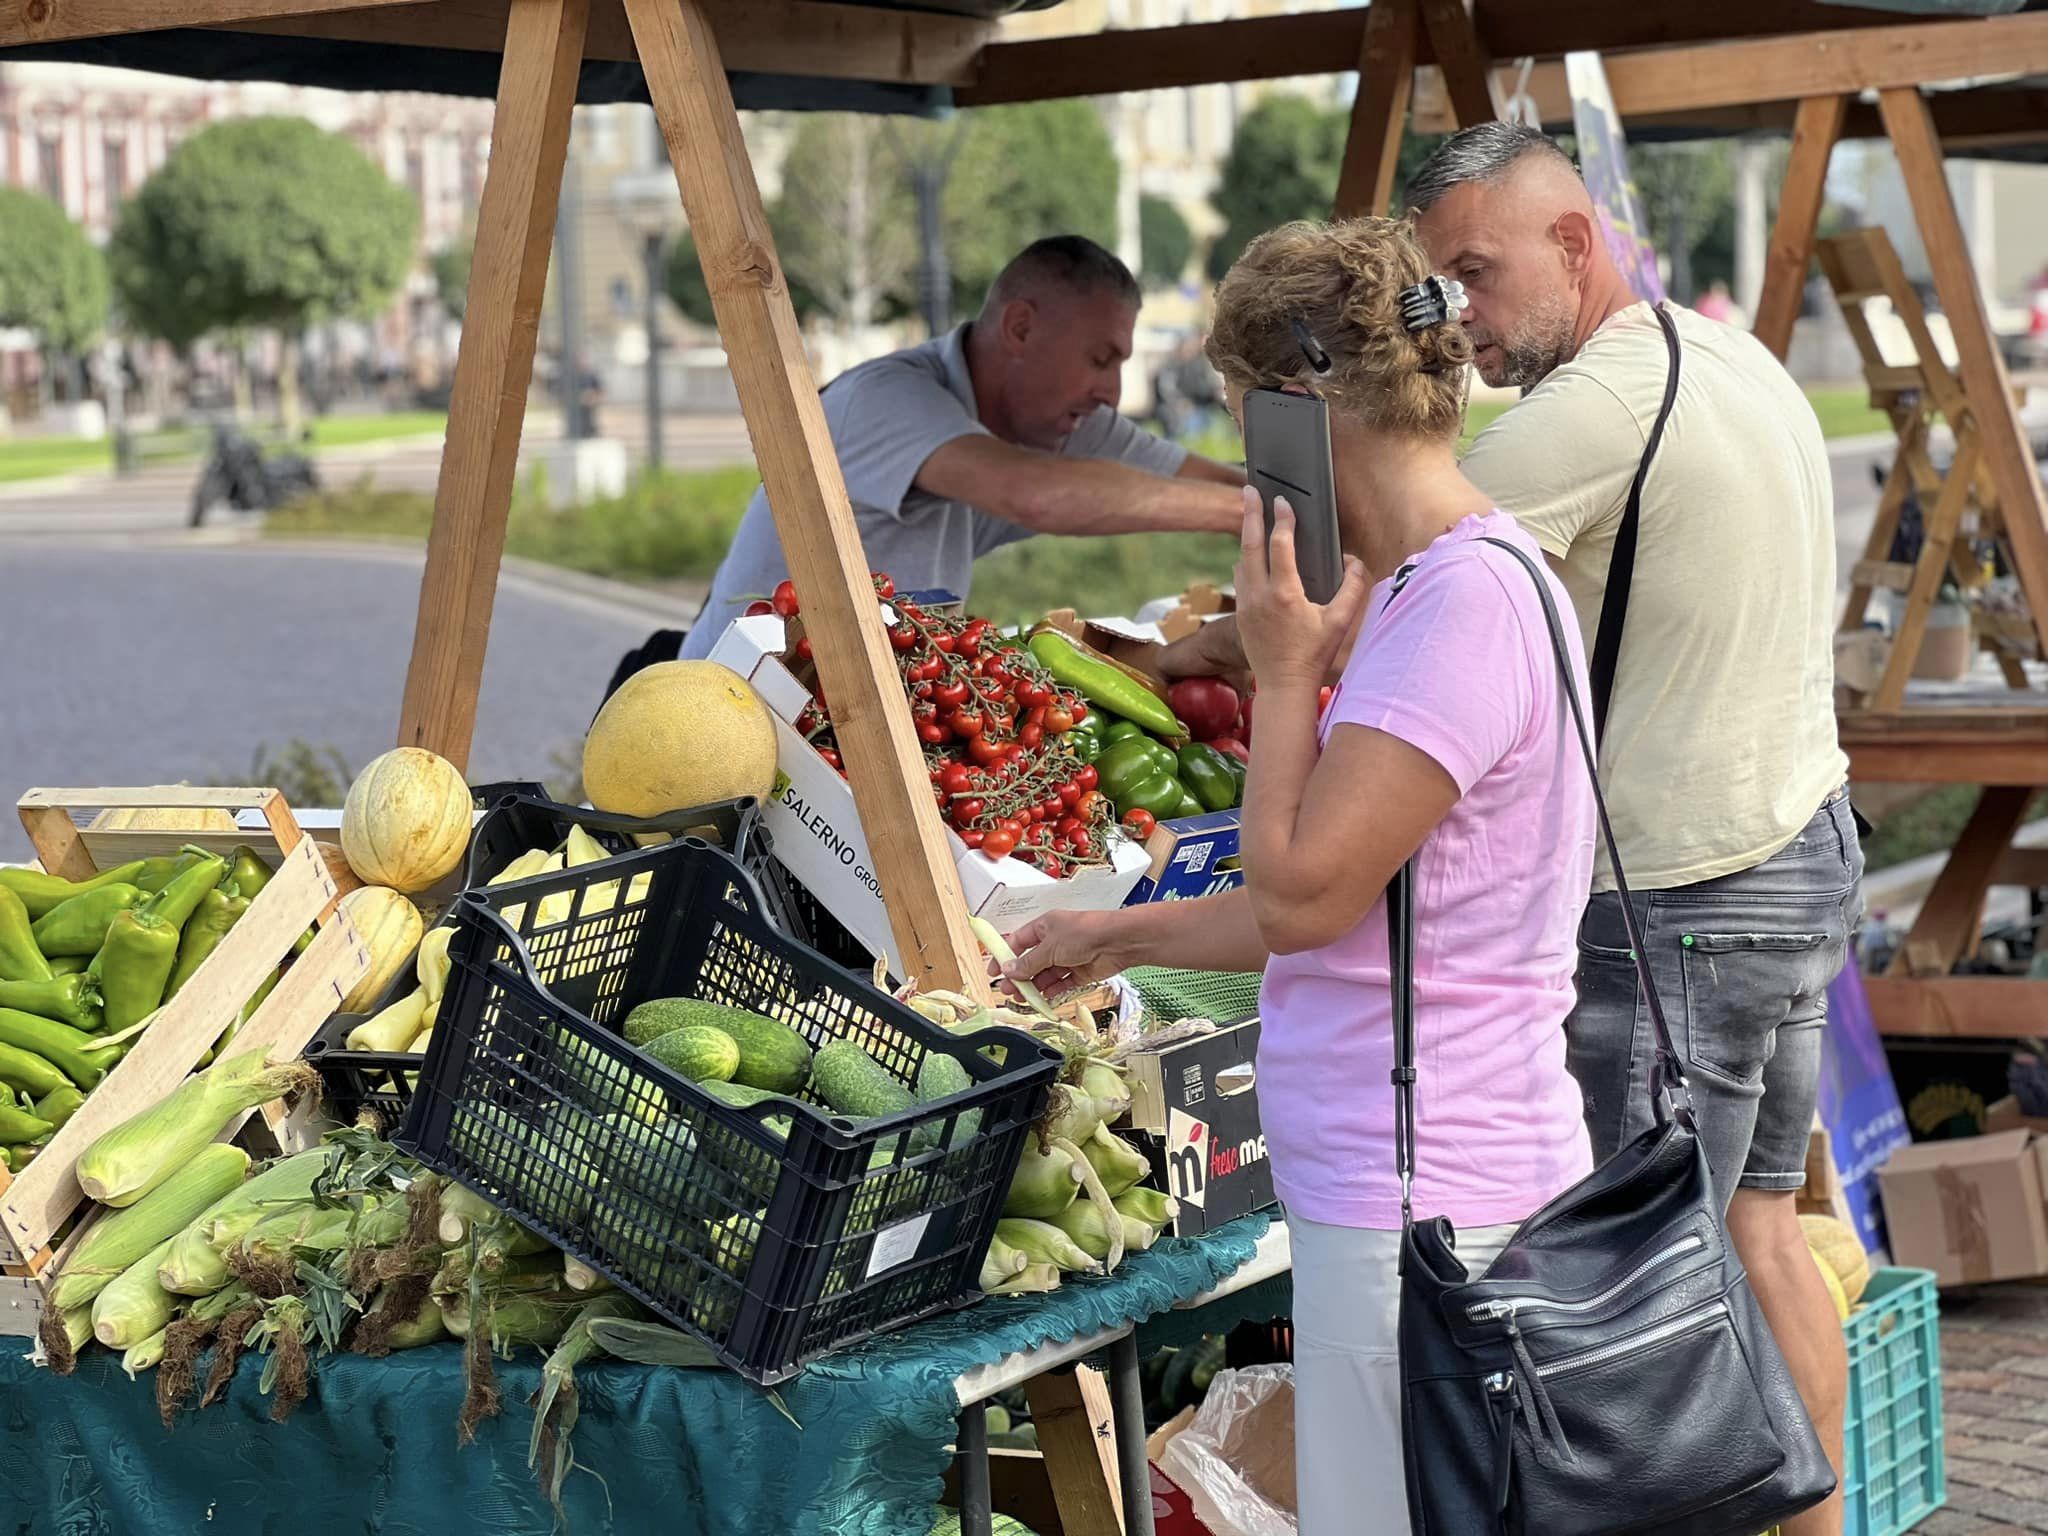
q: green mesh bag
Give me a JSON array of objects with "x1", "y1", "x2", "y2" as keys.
[{"x1": 1125, "y1": 966, "x2": 1262, "y2": 1024}]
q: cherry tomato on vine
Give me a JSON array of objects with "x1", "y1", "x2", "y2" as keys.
[
  {"x1": 939, "y1": 763, "x2": 973, "y2": 796},
  {"x1": 744, "y1": 600, "x2": 775, "y2": 617},
  {"x1": 1044, "y1": 706, "x2": 1074, "y2": 734},
  {"x1": 817, "y1": 747, "x2": 841, "y2": 770},
  {"x1": 1058, "y1": 780, "x2": 1082, "y2": 809},
  {"x1": 889, "y1": 624, "x2": 917, "y2": 652},
  {"x1": 982, "y1": 828, "x2": 1018, "y2": 858},
  {"x1": 960, "y1": 829, "x2": 986, "y2": 850},
  {"x1": 1076, "y1": 791, "x2": 1103, "y2": 821},
  {"x1": 771, "y1": 580, "x2": 800, "y2": 617},
  {"x1": 934, "y1": 632, "x2": 957, "y2": 654},
  {"x1": 952, "y1": 797, "x2": 985, "y2": 827},
  {"x1": 967, "y1": 735, "x2": 1006, "y2": 765},
  {"x1": 1075, "y1": 764, "x2": 1099, "y2": 792},
  {"x1": 917, "y1": 721, "x2": 948, "y2": 745},
  {"x1": 1071, "y1": 832, "x2": 1094, "y2": 858},
  {"x1": 795, "y1": 636, "x2": 814, "y2": 662},
  {"x1": 1019, "y1": 722, "x2": 1044, "y2": 751},
  {"x1": 1069, "y1": 701, "x2": 1089, "y2": 724},
  {"x1": 949, "y1": 708, "x2": 984, "y2": 739},
  {"x1": 1005, "y1": 744, "x2": 1026, "y2": 763},
  {"x1": 871, "y1": 572, "x2": 896, "y2": 599},
  {"x1": 934, "y1": 679, "x2": 969, "y2": 710},
  {"x1": 1122, "y1": 808, "x2": 1157, "y2": 839}
]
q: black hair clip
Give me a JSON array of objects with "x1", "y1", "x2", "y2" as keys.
[
  {"x1": 1289, "y1": 316, "x2": 1333, "y2": 376},
  {"x1": 1398, "y1": 276, "x2": 1469, "y2": 333}
]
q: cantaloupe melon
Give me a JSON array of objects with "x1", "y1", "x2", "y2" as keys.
[
  {"x1": 340, "y1": 748, "x2": 472, "y2": 893},
  {"x1": 1801, "y1": 1213, "x2": 1871, "y2": 1307},
  {"x1": 581, "y1": 662, "x2": 778, "y2": 818}
]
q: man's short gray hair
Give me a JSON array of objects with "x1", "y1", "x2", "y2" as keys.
[
  {"x1": 1403, "y1": 123, "x2": 1578, "y2": 213},
  {"x1": 988, "y1": 235, "x2": 1141, "y2": 309}
]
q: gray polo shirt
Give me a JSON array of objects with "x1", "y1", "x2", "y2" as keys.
[{"x1": 680, "y1": 323, "x2": 1188, "y2": 658}]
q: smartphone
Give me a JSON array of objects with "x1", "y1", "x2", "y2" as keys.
[{"x1": 1241, "y1": 386, "x2": 1343, "y2": 605}]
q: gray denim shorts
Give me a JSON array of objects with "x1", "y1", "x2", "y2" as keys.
[{"x1": 1566, "y1": 793, "x2": 1866, "y2": 1209}]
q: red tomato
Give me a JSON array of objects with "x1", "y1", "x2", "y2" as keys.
[
  {"x1": 917, "y1": 721, "x2": 947, "y2": 745},
  {"x1": 1168, "y1": 677, "x2": 1240, "y2": 741},
  {"x1": 960, "y1": 829, "x2": 986, "y2": 850},
  {"x1": 934, "y1": 679, "x2": 970, "y2": 710},
  {"x1": 1069, "y1": 701, "x2": 1088, "y2": 724},
  {"x1": 949, "y1": 708, "x2": 983, "y2": 739},
  {"x1": 1075, "y1": 765, "x2": 1099, "y2": 792},
  {"x1": 1121, "y1": 808, "x2": 1157, "y2": 839},
  {"x1": 967, "y1": 734, "x2": 1007, "y2": 765},
  {"x1": 744, "y1": 600, "x2": 775, "y2": 617},
  {"x1": 871, "y1": 572, "x2": 896, "y2": 599},
  {"x1": 1070, "y1": 833, "x2": 1093, "y2": 858},
  {"x1": 771, "y1": 579, "x2": 800, "y2": 618},
  {"x1": 817, "y1": 746, "x2": 841, "y2": 769},
  {"x1": 1004, "y1": 744, "x2": 1025, "y2": 763},
  {"x1": 981, "y1": 829, "x2": 1018, "y2": 858},
  {"x1": 1058, "y1": 780, "x2": 1082, "y2": 809},
  {"x1": 889, "y1": 624, "x2": 917, "y2": 652},
  {"x1": 1056, "y1": 815, "x2": 1082, "y2": 838},
  {"x1": 939, "y1": 763, "x2": 973, "y2": 796},
  {"x1": 934, "y1": 632, "x2": 958, "y2": 654},
  {"x1": 1019, "y1": 722, "x2": 1044, "y2": 751},
  {"x1": 1201, "y1": 737, "x2": 1251, "y2": 766},
  {"x1": 1075, "y1": 791, "x2": 1102, "y2": 821},
  {"x1": 794, "y1": 636, "x2": 813, "y2": 662},
  {"x1": 952, "y1": 797, "x2": 985, "y2": 826},
  {"x1": 1043, "y1": 706, "x2": 1074, "y2": 734}
]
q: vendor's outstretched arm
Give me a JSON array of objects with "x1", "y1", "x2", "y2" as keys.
[
  {"x1": 1004, "y1": 888, "x2": 1268, "y2": 996},
  {"x1": 918, "y1": 436, "x2": 1243, "y2": 537}
]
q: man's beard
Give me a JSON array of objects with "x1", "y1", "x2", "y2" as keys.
[{"x1": 1472, "y1": 298, "x2": 1577, "y2": 389}]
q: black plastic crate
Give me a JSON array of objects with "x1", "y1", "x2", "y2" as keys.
[
  {"x1": 395, "y1": 837, "x2": 1062, "y2": 1384},
  {"x1": 305, "y1": 791, "x2": 758, "y2": 1128},
  {"x1": 742, "y1": 825, "x2": 879, "y2": 975}
]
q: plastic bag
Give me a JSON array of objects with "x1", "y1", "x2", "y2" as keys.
[{"x1": 1155, "y1": 1363, "x2": 1297, "y2": 1536}]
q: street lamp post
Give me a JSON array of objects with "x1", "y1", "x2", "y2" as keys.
[{"x1": 643, "y1": 230, "x2": 665, "y2": 472}]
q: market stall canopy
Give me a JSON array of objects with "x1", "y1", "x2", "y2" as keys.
[{"x1": 0, "y1": 0, "x2": 1066, "y2": 113}]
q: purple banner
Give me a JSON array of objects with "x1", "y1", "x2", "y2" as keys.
[{"x1": 1817, "y1": 965, "x2": 1911, "y2": 1254}]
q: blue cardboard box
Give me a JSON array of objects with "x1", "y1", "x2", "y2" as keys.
[{"x1": 1123, "y1": 810, "x2": 1243, "y2": 904}]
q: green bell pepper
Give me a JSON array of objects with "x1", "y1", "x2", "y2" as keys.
[
  {"x1": 164, "y1": 886, "x2": 248, "y2": 1000},
  {"x1": 139, "y1": 851, "x2": 228, "y2": 932},
  {"x1": 1064, "y1": 714, "x2": 1104, "y2": 765},
  {"x1": 30, "y1": 883, "x2": 143, "y2": 958},
  {"x1": 1177, "y1": 744, "x2": 1240, "y2": 814},
  {"x1": 0, "y1": 888, "x2": 50, "y2": 983},
  {"x1": 1100, "y1": 720, "x2": 1145, "y2": 747},
  {"x1": 1097, "y1": 738, "x2": 1179, "y2": 804},
  {"x1": 0, "y1": 973, "x2": 102, "y2": 1033},
  {"x1": 98, "y1": 908, "x2": 181, "y2": 1035},
  {"x1": 0, "y1": 861, "x2": 146, "y2": 921},
  {"x1": 1170, "y1": 789, "x2": 1204, "y2": 820},
  {"x1": 1113, "y1": 770, "x2": 1192, "y2": 823}
]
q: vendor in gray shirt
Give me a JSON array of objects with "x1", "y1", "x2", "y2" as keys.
[{"x1": 681, "y1": 236, "x2": 1245, "y2": 657}]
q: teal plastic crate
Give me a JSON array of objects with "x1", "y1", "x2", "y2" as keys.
[{"x1": 1842, "y1": 1267, "x2": 1945, "y2": 1536}]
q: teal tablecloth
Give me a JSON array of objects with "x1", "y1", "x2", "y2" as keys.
[{"x1": 0, "y1": 1213, "x2": 1271, "y2": 1536}]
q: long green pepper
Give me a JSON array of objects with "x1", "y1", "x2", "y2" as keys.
[
  {"x1": 163, "y1": 887, "x2": 248, "y2": 1001},
  {"x1": 0, "y1": 974, "x2": 101, "y2": 1032},
  {"x1": 0, "y1": 888, "x2": 50, "y2": 984},
  {"x1": 223, "y1": 846, "x2": 274, "y2": 901},
  {"x1": 31, "y1": 884, "x2": 143, "y2": 959},
  {"x1": 0, "y1": 1041, "x2": 69, "y2": 1099},
  {"x1": 98, "y1": 910, "x2": 182, "y2": 1036},
  {"x1": 138, "y1": 852, "x2": 228, "y2": 932},
  {"x1": 0, "y1": 861, "x2": 146, "y2": 921},
  {"x1": 1026, "y1": 631, "x2": 1188, "y2": 739}
]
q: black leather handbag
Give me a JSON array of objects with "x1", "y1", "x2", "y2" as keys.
[{"x1": 1391, "y1": 537, "x2": 1837, "y2": 1536}]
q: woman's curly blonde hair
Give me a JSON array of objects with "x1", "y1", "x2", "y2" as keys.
[{"x1": 1206, "y1": 217, "x2": 1473, "y2": 440}]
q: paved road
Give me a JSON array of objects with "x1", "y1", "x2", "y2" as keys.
[{"x1": 0, "y1": 541, "x2": 693, "y2": 863}]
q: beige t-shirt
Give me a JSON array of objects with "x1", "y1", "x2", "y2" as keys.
[{"x1": 1460, "y1": 302, "x2": 1847, "y2": 892}]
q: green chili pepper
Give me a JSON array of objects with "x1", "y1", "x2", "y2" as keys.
[
  {"x1": 1027, "y1": 632, "x2": 1187, "y2": 739},
  {"x1": 131, "y1": 851, "x2": 205, "y2": 895},
  {"x1": 139, "y1": 851, "x2": 228, "y2": 932},
  {"x1": 0, "y1": 861, "x2": 147, "y2": 921},
  {"x1": 224, "y1": 846, "x2": 273, "y2": 902},
  {"x1": 1113, "y1": 771, "x2": 1192, "y2": 823},
  {"x1": 45, "y1": 954, "x2": 88, "y2": 977},
  {"x1": 4, "y1": 1139, "x2": 44, "y2": 1172},
  {"x1": 164, "y1": 887, "x2": 248, "y2": 1001},
  {"x1": 0, "y1": 1041, "x2": 69, "y2": 1099},
  {"x1": 1177, "y1": 744, "x2": 1240, "y2": 814},
  {"x1": 0, "y1": 888, "x2": 51, "y2": 984},
  {"x1": 1100, "y1": 720, "x2": 1145, "y2": 747},
  {"x1": 0, "y1": 1010, "x2": 109, "y2": 1091},
  {"x1": 98, "y1": 909, "x2": 181, "y2": 1035},
  {"x1": 32, "y1": 1085, "x2": 83, "y2": 1133},
  {"x1": 30, "y1": 883, "x2": 143, "y2": 959},
  {"x1": 0, "y1": 974, "x2": 102, "y2": 1033}
]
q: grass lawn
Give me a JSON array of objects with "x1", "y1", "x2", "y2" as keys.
[{"x1": 0, "y1": 411, "x2": 447, "y2": 484}]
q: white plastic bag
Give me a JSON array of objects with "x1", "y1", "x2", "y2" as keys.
[{"x1": 1156, "y1": 1363, "x2": 1297, "y2": 1536}]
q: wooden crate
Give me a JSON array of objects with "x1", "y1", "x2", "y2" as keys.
[{"x1": 0, "y1": 789, "x2": 373, "y2": 1324}]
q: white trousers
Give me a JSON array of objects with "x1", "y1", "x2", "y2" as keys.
[{"x1": 1289, "y1": 1214, "x2": 1520, "y2": 1536}]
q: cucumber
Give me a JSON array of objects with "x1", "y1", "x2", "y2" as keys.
[
  {"x1": 915, "y1": 1051, "x2": 979, "y2": 1140},
  {"x1": 698, "y1": 1080, "x2": 787, "y2": 1110},
  {"x1": 812, "y1": 1040, "x2": 915, "y2": 1121},
  {"x1": 622, "y1": 999, "x2": 812, "y2": 1094},
  {"x1": 642, "y1": 1025, "x2": 740, "y2": 1085}
]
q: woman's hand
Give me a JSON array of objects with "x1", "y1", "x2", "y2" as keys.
[
  {"x1": 1004, "y1": 909, "x2": 1135, "y2": 1000},
  {"x1": 1232, "y1": 485, "x2": 1369, "y2": 690}
]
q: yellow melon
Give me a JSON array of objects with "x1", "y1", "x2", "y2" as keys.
[
  {"x1": 1802, "y1": 1214, "x2": 1871, "y2": 1307},
  {"x1": 582, "y1": 662, "x2": 779, "y2": 818},
  {"x1": 337, "y1": 885, "x2": 425, "y2": 1013},
  {"x1": 340, "y1": 748, "x2": 473, "y2": 893},
  {"x1": 1814, "y1": 1254, "x2": 1851, "y2": 1324}
]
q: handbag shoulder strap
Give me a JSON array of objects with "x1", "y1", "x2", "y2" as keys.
[
  {"x1": 1387, "y1": 534, "x2": 1694, "y2": 1228},
  {"x1": 1587, "y1": 304, "x2": 1682, "y2": 739}
]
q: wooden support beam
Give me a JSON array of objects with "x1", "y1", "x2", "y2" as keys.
[
  {"x1": 1872, "y1": 432, "x2": 1980, "y2": 714},
  {"x1": 396, "y1": 0, "x2": 586, "y2": 768},
  {"x1": 1993, "y1": 846, "x2": 2048, "y2": 889},
  {"x1": 221, "y1": 0, "x2": 993, "y2": 85},
  {"x1": 1418, "y1": 0, "x2": 1502, "y2": 128},
  {"x1": 1887, "y1": 785, "x2": 2034, "y2": 978},
  {"x1": 0, "y1": 0, "x2": 426, "y2": 48},
  {"x1": 1879, "y1": 86, "x2": 2048, "y2": 671},
  {"x1": 1863, "y1": 975, "x2": 2048, "y2": 1041},
  {"x1": 1752, "y1": 94, "x2": 1846, "y2": 362},
  {"x1": 1024, "y1": 1366, "x2": 1123, "y2": 1536},
  {"x1": 1334, "y1": 0, "x2": 1418, "y2": 221},
  {"x1": 624, "y1": 0, "x2": 987, "y2": 995}
]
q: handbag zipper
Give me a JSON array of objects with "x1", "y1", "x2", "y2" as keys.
[
  {"x1": 1465, "y1": 1233, "x2": 1705, "y2": 1323},
  {"x1": 1533, "y1": 1300, "x2": 1729, "y2": 1381}
]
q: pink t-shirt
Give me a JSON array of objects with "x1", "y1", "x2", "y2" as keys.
[{"x1": 1257, "y1": 512, "x2": 1596, "y2": 1230}]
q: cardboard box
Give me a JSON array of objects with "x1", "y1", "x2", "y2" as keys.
[
  {"x1": 1128, "y1": 1019, "x2": 1277, "y2": 1236},
  {"x1": 1878, "y1": 1129, "x2": 2048, "y2": 1285},
  {"x1": 1984, "y1": 1095, "x2": 2048, "y2": 1137},
  {"x1": 1124, "y1": 811, "x2": 1243, "y2": 905},
  {"x1": 707, "y1": 615, "x2": 1150, "y2": 977}
]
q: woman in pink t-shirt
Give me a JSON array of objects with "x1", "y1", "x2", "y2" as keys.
[{"x1": 1006, "y1": 219, "x2": 1596, "y2": 1532}]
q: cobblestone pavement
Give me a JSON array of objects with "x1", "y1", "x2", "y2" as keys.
[{"x1": 1914, "y1": 1282, "x2": 2048, "y2": 1534}]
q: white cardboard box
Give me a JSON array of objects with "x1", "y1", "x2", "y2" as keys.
[{"x1": 708, "y1": 615, "x2": 1149, "y2": 976}]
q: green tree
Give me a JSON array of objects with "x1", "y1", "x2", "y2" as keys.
[
  {"x1": 664, "y1": 231, "x2": 717, "y2": 328},
  {"x1": 110, "y1": 116, "x2": 418, "y2": 427},
  {"x1": 1207, "y1": 95, "x2": 1347, "y2": 279},
  {"x1": 432, "y1": 237, "x2": 472, "y2": 321},
  {"x1": 945, "y1": 100, "x2": 1120, "y2": 314},
  {"x1": 770, "y1": 114, "x2": 918, "y2": 331},
  {"x1": 0, "y1": 188, "x2": 108, "y2": 355},
  {"x1": 1139, "y1": 194, "x2": 1194, "y2": 290}
]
